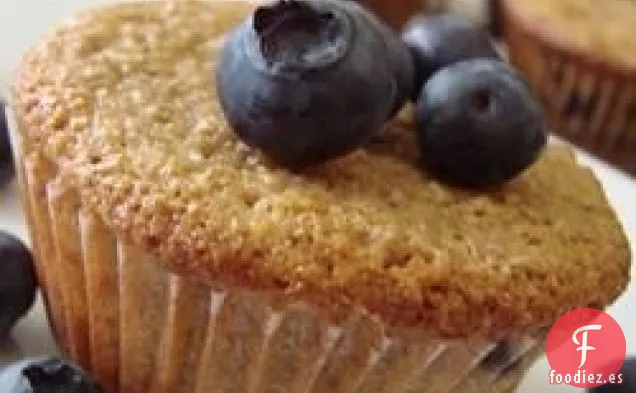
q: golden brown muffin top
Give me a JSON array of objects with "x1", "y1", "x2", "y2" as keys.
[
  {"x1": 507, "y1": 0, "x2": 636, "y2": 70},
  {"x1": 12, "y1": 0, "x2": 630, "y2": 338}
]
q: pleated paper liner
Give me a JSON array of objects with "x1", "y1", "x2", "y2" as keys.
[
  {"x1": 8, "y1": 107, "x2": 545, "y2": 393},
  {"x1": 499, "y1": 0, "x2": 636, "y2": 175}
]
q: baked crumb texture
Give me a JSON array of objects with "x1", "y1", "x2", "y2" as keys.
[{"x1": 12, "y1": 0, "x2": 630, "y2": 338}]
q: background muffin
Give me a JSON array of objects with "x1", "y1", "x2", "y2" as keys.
[{"x1": 500, "y1": 0, "x2": 636, "y2": 174}]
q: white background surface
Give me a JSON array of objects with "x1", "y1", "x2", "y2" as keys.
[{"x1": 0, "y1": 1, "x2": 634, "y2": 392}]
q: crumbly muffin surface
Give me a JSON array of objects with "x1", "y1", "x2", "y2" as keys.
[
  {"x1": 12, "y1": 1, "x2": 630, "y2": 337},
  {"x1": 512, "y1": 0, "x2": 636, "y2": 69}
]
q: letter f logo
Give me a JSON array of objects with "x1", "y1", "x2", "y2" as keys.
[{"x1": 572, "y1": 324, "x2": 603, "y2": 368}]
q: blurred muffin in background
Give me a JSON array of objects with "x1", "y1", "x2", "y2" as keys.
[
  {"x1": 352, "y1": 0, "x2": 502, "y2": 35},
  {"x1": 507, "y1": 0, "x2": 636, "y2": 68},
  {"x1": 353, "y1": 0, "x2": 430, "y2": 28},
  {"x1": 500, "y1": 0, "x2": 636, "y2": 174}
]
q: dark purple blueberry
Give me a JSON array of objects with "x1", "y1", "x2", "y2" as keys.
[
  {"x1": 402, "y1": 13, "x2": 501, "y2": 100},
  {"x1": 480, "y1": 341, "x2": 517, "y2": 372},
  {"x1": 216, "y1": 0, "x2": 414, "y2": 168},
  {"x1": 415, "y1": 59, "x2": 547, "y2": 188},
  {"x1": 360, "y1": 3, "x2": 415, "y2": 117},
  {"x1": 0, "y1": 356, "x2": 104, "y2": 393},
  {"x1": 587, "y1": 357, "x2": 636, "y2": 393},
  {"x1": 0, "y1": 231, "x2": 37, "y2": 341},
  {"x1": 0, "y1": 102, "x2": 15, "y2": 187}
]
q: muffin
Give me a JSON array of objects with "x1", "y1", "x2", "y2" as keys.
[
  {"x1": 500, "y1": 0, "x2": 636, "y2": 174},
  {"x1": 9, "y1": 1, "x2": 630, "y2": 393},
  {"x1": 358, "y1": 0, "x2": 428, "y2": 29}
]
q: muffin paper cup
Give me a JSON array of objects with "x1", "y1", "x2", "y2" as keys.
[
  {"x1": 7, "y1": 106, "x2": 545, "y2": 393},
  {"x1": 500, "y1": 0, "x2": 636, "y2": 174}
]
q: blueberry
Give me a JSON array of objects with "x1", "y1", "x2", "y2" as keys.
[
  {"x1": 480, "y1": 341, "x2": 517, "y2": 372},
  {"x1": 402, "y1": 14, "x2": 501, "y2": 100},
  {"x1": 587, "y1": 357, "x2": 636, "y2": 393},
  {"x1": 415, "y1": 59, "x2": 547, "y2": 188},
  {"x1": 0, "y1": 356, "x2": 104, "y2": 393},
  {"x1": 359, "y1": 3, "x2": 415, "y2": 117},
  {"x1": 216, "y1": 0, "x2": 414, "y2": 168},
  {"x1": 0, "y1": 102, "x2": 15, "y2": 187},
  {"x1": 0, "y1": 231, "x2": 37, "y2": 341}
]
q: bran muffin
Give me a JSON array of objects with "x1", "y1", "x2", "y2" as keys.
[
  {"x1": 9, "y1": 1, "x2": 631, "y2": 392},
  {"x1": 505, "y1": 0, "x2": 636, "y2": 69},
  {"x1": 500, "y1": 0, "x2": 636, "y2": 173},
  {"x1": 358, "y1": 0, "x2": 428, "y2": 29}
]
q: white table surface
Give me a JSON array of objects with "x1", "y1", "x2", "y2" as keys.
[{"x1": 0, "y1": 1, "x2": 635, "y2": 392}]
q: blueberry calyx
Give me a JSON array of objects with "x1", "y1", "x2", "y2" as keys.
[{"x1": 249, "y1": 0, "x2": 353, "y2": 73}]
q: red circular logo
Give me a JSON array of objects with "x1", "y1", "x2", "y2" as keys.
[{"x1": 546, "y1": 308, "x2": 626, "y2": 388}]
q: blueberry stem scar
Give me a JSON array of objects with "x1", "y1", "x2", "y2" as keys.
[{"x1": 248, "y1": 0, "x2": 353, "y2": 72}]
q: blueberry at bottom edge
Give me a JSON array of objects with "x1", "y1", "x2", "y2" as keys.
[
  {"x1": 0, "y1": 230, "x2": 37, "y2": 341},
  {"x1": 0, "y1": 356, "x2": 105, "y2": 393},
  {"x1": 586, "y1": 357, "x2": 636, "y2": 392}
]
